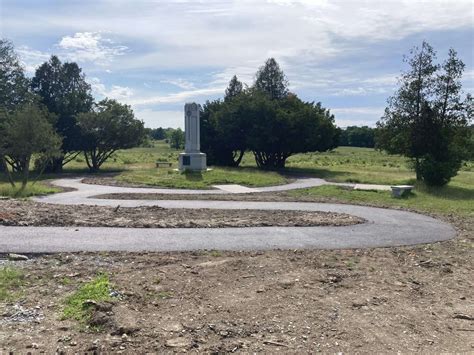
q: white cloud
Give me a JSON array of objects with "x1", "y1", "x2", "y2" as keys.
[
  {"x1": 89, "y1": 77, "x2": 134, "y2": 101},
  {"x1": 16, "y1": 46, "x2": 50, "y2": 73},
  {"x1": 161, "y1": 78, "x2": 196, "y2": 90},
  {"x1": 57, "y1": 32, "x2": 128, "y2": 64},
  {"x1": 129, "y1": 86, "x2": 224, "y2": 106},
  {"x1": 332, "y1": 106, "x2": 385, "y2": 127}
]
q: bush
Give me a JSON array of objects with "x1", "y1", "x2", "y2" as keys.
[{"x1": 418, "y1": 156, "x2": 462, "y2": 186}]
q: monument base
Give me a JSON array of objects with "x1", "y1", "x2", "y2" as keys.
[{"x1": 178, "y1": 152, "x2": 207, "y2": 171}]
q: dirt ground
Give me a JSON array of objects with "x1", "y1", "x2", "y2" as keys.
[
  {"x1": 0, "y1": 200, "x2": 361, "y2": 228},
  {"x1": 0, "y1": 182, "x2": 472, "y2": 352},
  {"x1": 0, "y1": 215, "x2": 472, "y2": 353}
]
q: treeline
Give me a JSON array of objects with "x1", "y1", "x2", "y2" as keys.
[
  {"x1": 337, "y1": 126, "x2": 375, "y2": 148},
  {"x1": 0, "y1": 39, "x2": 146, "y2": 188},
  {"x1": 146, "y1": 127, "x2": 185, "y2": 149}
]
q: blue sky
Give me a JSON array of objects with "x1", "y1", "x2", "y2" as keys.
[{"x1": 1, "y1": 0, "x2": 473, "y2": 128}]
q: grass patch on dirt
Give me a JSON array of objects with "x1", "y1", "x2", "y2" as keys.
[
  {"x1": 62, "y1": 274, "x2": 111, "y2": 325},
  {"x1": 289, "y1": 181, "x2": 474, "y2": 217},
  {"x1": 0, "y1": 267, "x2": 25, "y2": 301},
  {"x1": 0, "y1": 181, "x2": 59, "y2": 198},
  {"x1": 117, "y1": 167, "x2": 288, "y2": 189}
]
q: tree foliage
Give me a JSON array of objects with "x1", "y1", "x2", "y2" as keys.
[
  {"x1": 169, "y1": 128, "x2": 185, "y2": 149},
  {"x1": 376, "y1": 42, "x2": 472, "y2": 185},
  {"x1": 1, "y1": 105, "x2": 61, "y2": 188},
  {"x1": 254, "y1": 58, "x2": 289, "y2": 100},
  {"x1": 0, "y1": 39, "x2": 32, "y2": 114},
  {"x1": 338, "y1": 126, "x2": 375, "y2": 147},
  {"x1": 224, "y1": 75, "x2": 244, "y2": 102},
  {"x1": 31, "y1": 55, "x2": 94, "y2": 171},
  {"x1": 77, "y1": 99, "x2": 145, "y2": 172}
]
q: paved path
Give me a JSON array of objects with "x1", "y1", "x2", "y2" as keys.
[{"x1": 0, "y1": 178, "x2": 455, "y2": 252}]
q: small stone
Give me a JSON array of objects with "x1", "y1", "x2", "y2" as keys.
[
  {"x1": 256, "y1": 287, "x2": 265, "y2": 293},
  {"x1": 69, "y1": 341, "x2": 77, "y2": 346},
  {"x1": 8, "y1": 253, "x2": 29, "y2": 261}
]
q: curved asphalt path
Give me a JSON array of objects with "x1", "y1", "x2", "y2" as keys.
[{"x1": 0, "y1": 178, "x2": 455, "y2": 252}]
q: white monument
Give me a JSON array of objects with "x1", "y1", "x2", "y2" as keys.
[{"x1": 178, "y1": 102, "x2": 207, "y2": 171}]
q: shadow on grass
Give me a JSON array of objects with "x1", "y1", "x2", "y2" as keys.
[
  {"x1": 278, "y1": 166, "x2": 348, "y2": 180},
  {"x1": 183, "y1": 171, "x2": 204, "y2": 181}
]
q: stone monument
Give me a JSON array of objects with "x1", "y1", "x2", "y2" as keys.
[{"x1": 178, "y1": 102, "x2": 207, "y2": 171}]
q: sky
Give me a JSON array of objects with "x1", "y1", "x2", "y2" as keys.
[{"x1": 1, "y1": 0, "x2": 473, "y2": 129}]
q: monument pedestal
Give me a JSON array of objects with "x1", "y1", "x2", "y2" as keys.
[{"x1": 179, "y1": 152, "x2": 207, "y2": 171}]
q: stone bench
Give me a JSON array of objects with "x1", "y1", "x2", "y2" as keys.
[
  {"x1": 391, "y1": 185, "x2": 414, "y2": 198},
  {"x1": 156, "y1": 161, "x2": 172, "y2": 168}
]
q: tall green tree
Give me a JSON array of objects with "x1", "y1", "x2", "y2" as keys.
[
  {"x1": 169, "y1": 128, "x2": 185, "y2": 149},
  {"x1": 77, "y1": 99, "x2": 145, "y2": 172},
  {"x1": 0, "y1": 39, "x2": 36, "y2": 174},
  {"x1": 1, "y1": 105, "x2": 61, "y2": 189},
  {"x1": 376, "y1": 43, "x2": 472, "y2": 185},
  {"x1": 0, "y1": 39, "x2": 32, "y2": 114},
  {"x1": 31, "y1": 55, "x2": 94, "y2": 172},
  {"x1": 224, "y1": 75, "x2": 244, "y2": 101},
  {"x1": 246, "y1": 92, "x2": 337, "y2": 169},
  {"x1": 254, "y1": 58, "x2": 289, "y2": 100}
]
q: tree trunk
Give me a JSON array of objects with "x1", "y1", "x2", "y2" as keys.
[
  {"x1": 21, "y1": 156, "x2": 30, "y2": 190},
  {"x1": 1, "y1": 157, "x2": 15, "y2": 187}
]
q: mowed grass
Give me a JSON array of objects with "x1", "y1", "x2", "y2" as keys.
[
  {"x1": 289, "y1": 182, "x2": 473, "y2": 217},
  {"x1": 118, "y1": 167, "x2": 289, "y2": 189}
]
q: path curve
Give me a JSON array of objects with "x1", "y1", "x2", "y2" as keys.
[{"x1": 0, "y1": 178, "x2": 455, "y2": 252}]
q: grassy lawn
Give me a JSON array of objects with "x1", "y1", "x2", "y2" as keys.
[
  {"x1": 289, "y1": 180, "x2": 473, "y2": 217},
  {"x1": 117, "y1": 167, "x2": 289, "y2": 189},
  {"x1": 0, "y1": 181, "x2": 59, "y2": 198}
]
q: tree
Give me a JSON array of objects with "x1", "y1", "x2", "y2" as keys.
[
  {"x1": 77, "y1": 99, "x2": 145, "y2": 172},
  {"x1": 224, "y1": 75, "x2": 244, "y2": 101},
  {"x1": 376, "y1": 42, "x2": 472, "y2": 185},
  {"x1": 246, "y1": 92, "x2": 337, "y2": 169},
  {"x1": 148, "y1": 127, "x2": 166, "y2": 140},
  {"x1": 31, "y1": 55, "x2": 94, "y2": 172},
  {"x1": 169, "y1": 128, "x2": 185, "y2": 149},
  {"x1": 200, "y1": 97, "x2": 247, "y2": 166},
  {"x1": 0, "y1": 39, "x2": 36, "y2": 173},
  {"x1": 1, "y1": 105, "x2": 61, "y2": 189},
  {"x1": 0, "y1": 39, "x2": 32, "y2": 114},
  {"x1": 254, "y1": 58, "x2": 289, "y2": 100},
  {"x1": 339, "y1": 126, "x2": 375, "y2": 147}
]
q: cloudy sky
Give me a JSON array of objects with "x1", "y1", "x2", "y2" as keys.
[{"x1": 1, "y1": 0, "x2": 473, "y2": 128}]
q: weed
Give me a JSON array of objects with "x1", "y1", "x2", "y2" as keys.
[{"x1": 62, "y1": 274, "x2": 111, "y2": 324}]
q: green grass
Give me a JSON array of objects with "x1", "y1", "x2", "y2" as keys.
[
  {"x1": 117, "y1": 166, "x2": 288, "y2": 189},
  {"x1": 0, "y1": 181, "x2": 59, "y2": 198},
  {"x1": 62, "y1": 274, "x2": 111, "y2": 325},
  {"x1": 0, "y1": 267, "x2": 25, "y2": 301},
  {"x1": 289, "y1": 182, "x2": 474, "y2": 217}
]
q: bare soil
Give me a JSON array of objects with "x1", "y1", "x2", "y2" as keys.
[
  {"x1": 0, "y1": 214, "x2": 472, "y2": 353},
  {"x1": 0, "y1": 200, "x2": 362, "y2": 228}
]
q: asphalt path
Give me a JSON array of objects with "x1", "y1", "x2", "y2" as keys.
[{"x1": 0, "y1": 178, "x2": 455, "y2": 252}]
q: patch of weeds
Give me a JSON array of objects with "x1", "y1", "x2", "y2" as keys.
[
  {"x1": 208, "y1": 250, "x2": 223, "y2": 257},
  {"x1": 0, "y1": 267, "x2": 25, "y2": 301},
  {"x1": 62, "y1": 273, "x2": 111, "y2": 324},
  {"x1": 60, "y1": 277, "x2": 72, "y2": 286}
]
